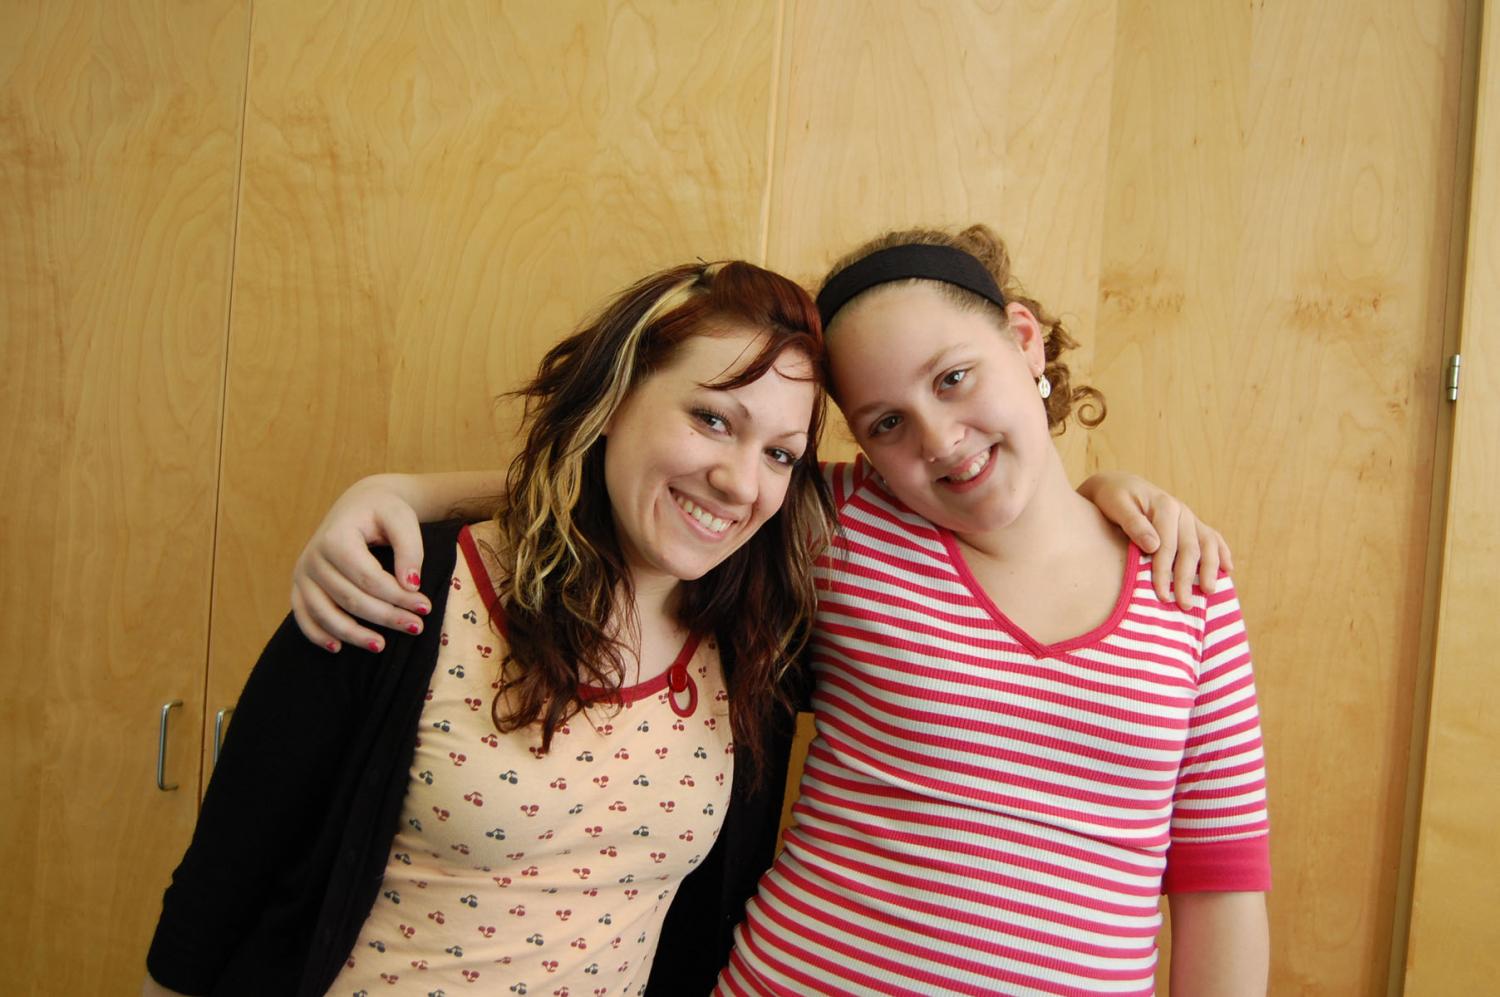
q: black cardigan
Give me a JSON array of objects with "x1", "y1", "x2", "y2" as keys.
[{"x1": 146, "y1": 520, "x2": 796, "y2": 995}]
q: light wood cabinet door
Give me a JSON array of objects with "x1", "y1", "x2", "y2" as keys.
[
  {"x1": 204, "y1": 0, "x2": 784, "y2": 736},
  {"x1": 0, "y1": 1, "x2": 248, "y2": 992},
  {"x1": 1403, "y1": 1, "x2": 1500, "y2": 989},
  {"x1": 1089, "y1": 3, "x2": 1467, "y2": 991},
  {"x1": 764, "y1": 1, "x2": 1470, "y2": 991}
]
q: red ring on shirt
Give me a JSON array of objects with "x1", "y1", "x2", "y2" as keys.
[{"x1": 666, "y1": 662, "x2": 698, "y2": 718}]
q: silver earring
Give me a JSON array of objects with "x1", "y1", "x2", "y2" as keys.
[{"x1": 1037, "y1": 373, "x2": 1052, "y2": 400}]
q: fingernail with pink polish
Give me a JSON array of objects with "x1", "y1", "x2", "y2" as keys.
[
  {"x1": 367, "y1": 640, "x2": 382, "y2": 653},
  {"x1": 414, "y1": 603, "x2": 430, "y2": 617},
  {"x1": 406, "y1": 623, "x2": 421, "y2": 635},
  {"x1": 326, "y1": 641, "x2": 339, "y2": 653},
  {"x1": 407, "y1": 571, "x2": 421, "y2": 587}
]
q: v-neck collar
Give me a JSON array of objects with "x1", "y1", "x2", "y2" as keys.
[{"x1": 938, "y1": 529, "x2": 1140, "y2": 658}]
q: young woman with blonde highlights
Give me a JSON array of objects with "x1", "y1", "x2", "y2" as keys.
[{"x1": 145, "y1": 260, "x2": 834, "y2": 996}]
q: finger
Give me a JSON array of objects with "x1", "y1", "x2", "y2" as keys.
[
  {"x1": 1197, "y1": 530, "x2": 1222, "y2": 595},
  {"x1": 1116, "y1": 511, "x2": 1161, "y2": 554},
  {"x1": 322, "y1": 542, "x2": 430, "y2": 618},
  {"x1": 379, "y1": 506, "x2": 428, "y2": 594},
  {"x1": 291, "y1": 586, "x2": 342, "y2": 653},
  {"x1": 296, "y1": 574, "x2": 390, "y2": 653},
  {"x1": 1149, "y1": 504, "x2": 1181, "y2": 603},
  {"x1": 1173, "y1": 517, "x2": 1201, "y2": 611},
  {"x1": 310, "y1": 558, "x2": 427, "y2": 638},
  {"x1": 1219, "y1": 535, "x2": 1235, "y2": 575}
]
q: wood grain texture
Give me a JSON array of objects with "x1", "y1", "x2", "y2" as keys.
[
  {"x1": 1403, "y1": 2, "x2": 1500, "y2": 988},
  {"x1": 765, "y1": 0, "x2": 1119, "y2": 471},
  {"x1": 0, "y1": 0, "x2": 1459, "y2": 991},
  {"x1": 206, "y1": 0, "x2": 781, "y2": 750},
  {"x1": 1090, "y1": 1, "x2": 1467, "y2": 991},
  {"x1": 0, "y1": 0, "x2": 248, "y2": 991}
]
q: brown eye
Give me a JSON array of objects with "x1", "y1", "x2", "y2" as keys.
[
  {"x1": 694, "y1": 408, "x2": 729, "y2": 433},
  {"x1": 939, "y1": 368, "x2": 970, "y2": 389}
]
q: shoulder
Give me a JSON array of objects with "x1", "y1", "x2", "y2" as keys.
[
  {"x1": 1137, "y1": 562, "x2": 1250, "y2": 665},
  {"x1": 1118, "y1": 552, "x2": 1248, "y2": 650},
  {"x1": 1125, "y1": 549, "x2": 1242, "y2": 616},
  {"x1": 409, "y1": 519, "x2": 468, "y2": 571},
  {"x1": 818, "y1": 454, "x2": 886, "y2": 512},
  {"x1": 1198, "y1": 571, "x2": 1249, "y2": 646}
]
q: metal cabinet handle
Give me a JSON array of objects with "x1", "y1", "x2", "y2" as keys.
[
  {"x1": 157, "y1": 700, "x2": 183, "y2": 791},
  {"x1": 213, "y1": 707, "x2": 234, "y2": 765}
]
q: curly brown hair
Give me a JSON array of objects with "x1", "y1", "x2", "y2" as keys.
[
  {"x1": 492, "y1": 261, "x2": 834, "y2": 784},
  {"x1": 820, "y1": 224, "x2": 1105, "y2": 433}
]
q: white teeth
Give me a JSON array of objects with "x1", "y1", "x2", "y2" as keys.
[
  {"x1": 947, "y1": 448, "x2": 991, "y2": 483},
  {"x1": 675, "y1": 495, "x2": 732, "y2": 534}
]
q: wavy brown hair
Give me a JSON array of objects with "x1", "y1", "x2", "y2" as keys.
[
  {"x1": 821, "y1": 224, "x2": 1106, "y2": 432},
  {"x1": 491, "y1": 261, "x2": 834, "y2": 783}
]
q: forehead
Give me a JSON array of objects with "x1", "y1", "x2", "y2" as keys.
[
  {"x1": 827, "y1": 283, "x2": 996, "y2": 388},
  {"x1": 657, "y1": 321, "x2": 814, "y2": 383},
  {"x1": 830, "y1": 281, "x2": 970, "y2": 344}
]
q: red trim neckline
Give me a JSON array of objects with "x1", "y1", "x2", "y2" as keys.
[
  {"x1": 939, "y1": 531, "x2": 1141, "y2": 658},
  {"x1": 458, "y1": 524, "x2": 703, "y2": 716}
]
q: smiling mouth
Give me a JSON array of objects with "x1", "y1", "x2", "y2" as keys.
[
  {"x1": 941, "y1": 446, "x2": 992, "y2": 484},
  {"x1": 672, "y1": 491, "x2": 735, "y2": 536}
]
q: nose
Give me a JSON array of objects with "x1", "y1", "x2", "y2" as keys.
[
  {"x1": 707, "y1": 445, "x2": 760, "y2": 507},
  {"x1": 918, "y1": 413, "x2": 963, "y2": 463}
]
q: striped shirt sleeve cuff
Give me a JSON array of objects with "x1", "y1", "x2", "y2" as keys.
[{"x1": 1162, "y1": 836, "x2": 1271, "y2": 894}]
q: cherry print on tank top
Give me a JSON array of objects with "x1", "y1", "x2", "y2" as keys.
[{"x1": 333, "y1": 522, "x2": 734, "y2": 996}]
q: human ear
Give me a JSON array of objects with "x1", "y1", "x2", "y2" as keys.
[{"x1": 1003, "y1": 302, "x2": 1048, "y2": 375}]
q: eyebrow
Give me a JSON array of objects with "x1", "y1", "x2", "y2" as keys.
[
  {"x1": 700, "y1": 386, "x2": 809, "y2": 441},
  {"x1": 843, "y1": 344, "x2": 963, "y2": 423}
]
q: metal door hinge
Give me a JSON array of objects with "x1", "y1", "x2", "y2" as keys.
[{"x1": 1447, "y1": 354, "x2": 1462, "y2": 402}]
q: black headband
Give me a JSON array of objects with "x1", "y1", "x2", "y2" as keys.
[{"x1": 816, "y1": 243, "x2": 1008, "y2": 328}]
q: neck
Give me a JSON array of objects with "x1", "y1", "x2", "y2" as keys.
[
  {"x1": 953, "y1": 449, "x2": 1104, "y2": 564},
  {"x1": 618, "y1": 571, "x2": 681, "y2": 635},
  {"x1": 610, "y1": 573, "x2": 688, "y2": 686}
]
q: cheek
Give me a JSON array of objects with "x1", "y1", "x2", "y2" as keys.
[
  {"x1": 756, "y1": 472, "x2": 795, "y2": 520},
  {"x1": 861, "y1": 442, "x2": 923, "y2": 485},
  {"x1": 1013, "y1": 398, "x2": 1054, "y2": 447},
  {"x1": 601, "y1": 448, "x2": 626, "y2": 504}
]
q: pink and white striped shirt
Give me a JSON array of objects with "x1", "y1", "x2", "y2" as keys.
[{"x1": 719, "y1": 458, "x2": 1269, "y2": 996}]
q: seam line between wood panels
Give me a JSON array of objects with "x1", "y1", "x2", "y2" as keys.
[
  {"x1": 1082, "y1": 0, "x2": 1127, "y2": 482},
  {"x1": 757, "y1": 0, "x2": 788, "y2": 267},
  {"x1": 199, "y1": 0, "x2": 257, "y2": 801}
]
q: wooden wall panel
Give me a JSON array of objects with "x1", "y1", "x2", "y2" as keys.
[
  {"x1": 206, "y1": 0, "x2": 781, "y2": 742},
  {"x1": 770, "y1": 0, "x2": 1474, "y2": 991},
  {"x1": 3, "y1": 0, "x2": 1445, "y2": 992},
  {"x1": 1090, "y1": 1, "x2": 1467, "y2": 991},
  {"x1": 0, "y1": 0, "x2": 248, "y2": 992},
  {"x1": 765, "y1": 0, "x2": 1119, "y2": 471},
  {"x1": 1403, "y1": 1, "x2": 1500, "y2": 988}
]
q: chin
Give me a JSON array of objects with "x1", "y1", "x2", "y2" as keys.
[
  {"x1": 930, "y1": 495, "x2": 1022, "y2": 536},
  {"x1": 660, "y1": 547, "x2": 740, "y2": 584}
]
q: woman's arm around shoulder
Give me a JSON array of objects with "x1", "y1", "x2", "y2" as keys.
[
  {"x1": 292, "y1": 470, "x2": 503, "y2": 651},
  {"x1": 1078, "y1": 470, "x2": 1234, "y2": 610}
]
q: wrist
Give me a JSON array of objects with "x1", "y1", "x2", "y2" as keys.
[{"x1": 344, "y1": 472, "x2": 424, "y2": 515}]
